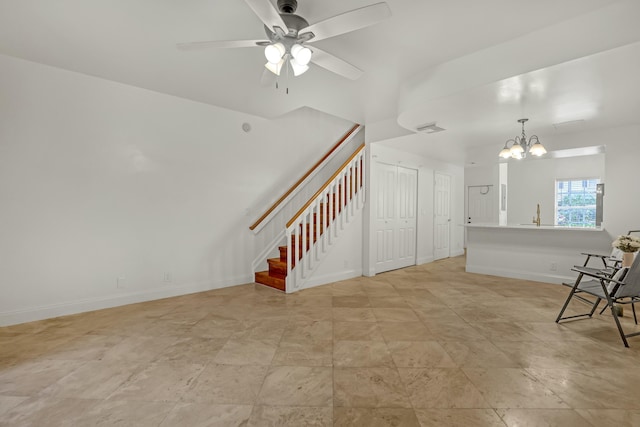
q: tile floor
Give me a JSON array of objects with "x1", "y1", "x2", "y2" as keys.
[{"x1": 1, "y1": 256, "x2": 640, "y2": 426}]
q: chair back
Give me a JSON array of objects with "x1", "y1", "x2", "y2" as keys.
[{"x1": 615, "y1": 253, "x2": 640, "y2": 298}]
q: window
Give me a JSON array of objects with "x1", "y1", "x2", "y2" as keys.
[{"x1": 555, "y1": 179, "x2": 599, "y2": 227}]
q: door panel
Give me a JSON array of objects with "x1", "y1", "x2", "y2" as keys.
[
  {"x1": 375, "y1": 163, "x2": 418, "y2": 273},
  {"x1": 434, "y1": 172, "x2": 451, "y2": 260},
  {"x1": 467, "y1": 185, "x2": 497, "y2": 224}
]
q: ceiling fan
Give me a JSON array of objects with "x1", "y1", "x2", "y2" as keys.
[{"x1": 177, "y1": 0, "x2": 391, "y2": 81}]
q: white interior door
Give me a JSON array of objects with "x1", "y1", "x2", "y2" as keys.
[
  {"x1": 374, "y1": 163, "x2": 397, "y2": 272},
  {"x1": 434, "y1": 172, "x2": 451, "y2": 260},
  {"x1": 397, "y1": 167, "x2": 417, "y2": 267},
  {"x1": 467, "y1": 185, "x2": 497, "y2": 224},
  {"x1": 374, "y1": 163, "x2": 417, "y2": 273}
]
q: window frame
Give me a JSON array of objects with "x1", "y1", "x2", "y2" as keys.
[{"x1": 554, "y1": 177, "x2": 600, "y2": 228}]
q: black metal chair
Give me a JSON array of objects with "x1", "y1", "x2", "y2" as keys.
[{"x1": 556, "y1": 253, "x2": 640, "y2": 347}]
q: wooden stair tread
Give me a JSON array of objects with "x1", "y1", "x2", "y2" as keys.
[{"x1": 255, "y1": 271, "x2": 285, "y2": 292}]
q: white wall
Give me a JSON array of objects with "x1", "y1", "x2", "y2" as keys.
[
  {"x1": 363, "y1": 143, "x2": 464, "y2": 276},
  {"x1": 507, "y1": 154, "x2": 605, "y2": 225},
  {"x1": 0, "y1": 54, "x2": 354, "y2": 325},
  {"x1": 464, "y1": 124, "x2": 640, "y2": 280}
]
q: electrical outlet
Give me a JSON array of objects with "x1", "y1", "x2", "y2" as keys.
[
  {"x1": 117, "y1": 277, "x2": 125, "y2": 288},
  {"x1": 550, "y1": 263, "x2": 558, "y2": 272},
  {"x1": 163, "y1": 272, "x2": 172, "y2": 283}
]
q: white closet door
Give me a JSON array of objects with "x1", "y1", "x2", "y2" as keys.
[
  {"x1": 397, "y1": 166, "x2": 417, "y2": 267},
  {"x1": 375, "y1": 163, "x2": 417, "y2": 273},
  {"x1": 434, "y1": 172, "x2": 451, "y2": 260}
]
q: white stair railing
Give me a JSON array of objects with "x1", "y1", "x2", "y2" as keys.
[{"x1": 285, "y1": 144, "x2": 366, "y2": 292}]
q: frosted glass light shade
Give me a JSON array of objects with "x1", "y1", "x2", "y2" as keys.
[
  {"x1": 499, "y1": 147, "x2": 512, "y2": 159},
  {"x1": 290, "y1": 59, "x2": 309, "y2": 76},
  {"x1": 264, "y1": 43, "x2": 285, "y2": 63},
  {"x1": 529, "y1": 141, "x2": 547, "y2": 156},
  {"x1": 510, "y1": 143, "x2": 524, "y2": 155},
  {"x1": 265, "y1": 59, "x2": 284, "y2": 76},
  {"x1": 291, "y1": 44, "x2": 312, "y2": 66}
]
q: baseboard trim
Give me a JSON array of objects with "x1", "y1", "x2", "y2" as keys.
[
  {"x1": 0, "y1": 274, "x2": 253, "y2": 327},
  {"x1": 465, "y1": 264, "x2": 572, "y2": 285},
  {"x1": 301, "y1": 269, "x2": 362, "y2": 290},
  {"x1": 416, "y1": 256, "x2": 435, "y2": 265}
]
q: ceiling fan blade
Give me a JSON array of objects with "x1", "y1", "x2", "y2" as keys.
[
  {"x1": 243, "y1": 0, "x2": 289, "y2": 34},
  {"x1": 310, "y1": 47, "x2": 364, "y2": 80},
  {"x1": 177, "y1": 40, "x2": 268, "y2": 50},
  {"x1": 301, "y1": 2, "x2": 391, "y2": 42}
]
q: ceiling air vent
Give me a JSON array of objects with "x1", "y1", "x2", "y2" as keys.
[{"x1": 416, "y1": 122, "x2": 445, "y2": 133}]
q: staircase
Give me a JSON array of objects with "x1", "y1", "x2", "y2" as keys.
[{"x1": 254, "y1": 144, "x2": 365, "y2": 292}]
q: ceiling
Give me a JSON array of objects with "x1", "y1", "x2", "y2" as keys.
[{"x1": 1, "y1": 0, "x2": 639, "y2": 165}]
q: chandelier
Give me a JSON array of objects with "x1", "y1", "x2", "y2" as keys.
[{"x1": 498, "y1": 118, "x2": 547, "y2": 159}]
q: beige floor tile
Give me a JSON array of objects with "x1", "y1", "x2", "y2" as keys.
[
  {"x1": 181, "y1": 364, "x2": 267, "y2": 405},
  {"x1": 378, "y1": 322, "x2": 433, "y2": 341},
  {"x1": 414, "y1": 409, "x2": 505, "y2": 427},
  {"x1": 160, "y1": 403, "x2": 252, "y2": 427},
  {"x1": 0, "y1": 396, "x2": 28, "y2": 417},
  {"x1": 0, "y1": 359, "x2": 84, "y2": 395},
  {"x1": 257, "y1": 366, "x2": 333, "y2": 407},
  {"x1": 398, "y1": 368, "x2": 488, "y2": 409},
  {"x1": 100, "y1": 336, "x2": 177, "y2": 363},
  {"x1": 440, "y1": 340, "x2": 521, "y2": 369},
  {"x1": 153, "y1": 336, "x2": 228, "y2": 363},
  {"x1": 333, "y1": 340, "x2": 394, "y2": 367},
  {"x1": 107, "y1": 361, "x2": 205, "y2": 402},
  {"x1": 332, "y1": 308, "x2": 376, "y2": 322},
  {"x1": 387, "y1": 341, "x2": 457, "y2": 368},
  {"x1": 575, "y1": 409, "x2": 640, "y2": 427},
  {"x1": 463, "y1": 368, "x2": 568, "y2": 409},
  {"x1": 368, "y1": 296, "x2": 411, "y2": 308},
  {"x1": 44, "y1": 334, "x2": 124, "y2": 361},
  {"x1": 248, "y1": 406, "x2": 332, "y2": 426},
  {"x1": 333, "y1": 321, "x2": 385, "y2": 341},
  {"x1": 77, "y1": 399, "x2": 173, "y2": 426},
  {"x1": 214, "y1": 339, "x2": 278, "y2": 365},
  {"x1": 0, "y1": 396, "x2": 98, "y2": 426},
  {"x1": 527, "y1": 368, "x2": 640, "y2": 409},
  {"x1": 373, "y1": 308, "x2": 420, "y2": 322},
  {"x1": 333, "y1": 296, "x2": 371, "y2": 308},
  {"x1": 333, "y1": 367, "x2": 411, "y2": 408},
  {"x1": 471, "y1": 322, "x2": 541, "y2": 342},
  {"x1": 5, "y1": 255, "x2": 640, "y2": 425},
  {"x1": 497, "y1": 408, "x2": 591, "y2": 427},
  {"x1": 272, "y1": 340, "x2": 333, "y2": 366},
  {"x1": 281, "y1": 321, "x2": 333, "y2": 343},
  {"x1": 333, "y1": 407, "x2": 420, "y2": 427},
  {"x1": 40, "y1": 360, "x2": 141, "y2": 399}
]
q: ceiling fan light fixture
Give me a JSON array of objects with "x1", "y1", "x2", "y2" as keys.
[
  {"x1": 265, "y1": 59, "x2": 285, "y2": 76},
  {"x1": 264, "y1": 43, "x2": 285, "y2": 63},
  {"x1": 291, "y1": 44, "x2": 312, "y2": 66},
  {"x1": 290, "y1": 59, "x2": 309, "y2": 76}
]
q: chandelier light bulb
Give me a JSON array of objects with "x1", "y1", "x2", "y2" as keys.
[{"x1": 264, "y1": 43, "x2": 285, "y2": 64}]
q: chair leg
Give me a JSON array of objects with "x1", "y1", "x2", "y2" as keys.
[
  {"x1": 600, "y1": 281, "x2": 630, "y2": 348},
  {"x1": 633, "y1": 303, "x2": 638, "y2": 325},
  {"x1": 556, "y1": 282, "x2": 578, "y2": 323},
  {"x1": 589, "y1": 298, "x2": 601, "y2": 317},
  {"x1": 609, "y1": 303, "x2": 630, "y2": 348}
]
